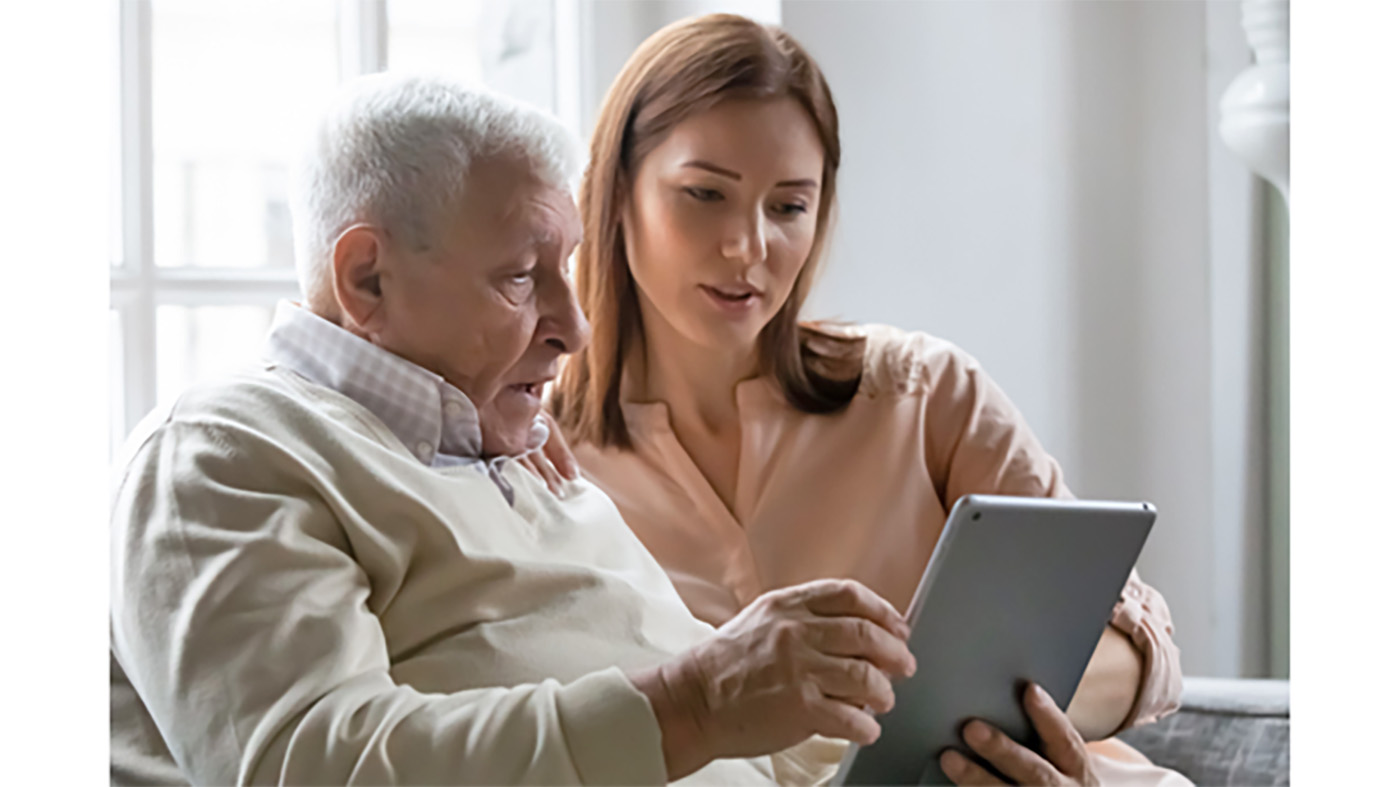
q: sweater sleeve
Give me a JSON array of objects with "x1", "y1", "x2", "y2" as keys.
[
  {"x1": 768, "y1": 735, "x2": 850, "y2": 786},
  {"x1": 110, "y1": 418, "x2": 668, "y2": 786},
  {"x1": 917, "y1": 338, "x2": 1183, "y2": 730}
]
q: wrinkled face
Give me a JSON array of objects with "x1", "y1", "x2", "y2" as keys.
[
  {"x1": 372, "y1": 156, "x2": 588, "y2": 456},
  {"x1": 622, "y1": 96, "x2": 825, "y2": 353}
]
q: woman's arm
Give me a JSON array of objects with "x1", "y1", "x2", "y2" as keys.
[
  {"x1": 920, "y1": 340, "x2": 1182, "y2": 736},
  {"x1": 1066, "y1": 626, "x2": 1142, "y2": 740}
]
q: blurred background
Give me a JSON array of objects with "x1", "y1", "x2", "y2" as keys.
[{"x1": 107, "y1": 0, "x2": 1288, "y2": 681}]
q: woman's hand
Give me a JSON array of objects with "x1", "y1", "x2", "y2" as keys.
[
  {"x1": 522, "y1": 411, "x2": 578, "y2": 496},
  {"x1": 938, "y1": 683, "x2": 1101, "y2": 786}
]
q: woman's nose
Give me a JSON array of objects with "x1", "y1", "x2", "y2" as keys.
[{"x1": 720, "y1": 209, "x2": 767, "y2": 266}]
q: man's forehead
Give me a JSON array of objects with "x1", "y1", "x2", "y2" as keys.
[
  {"x1": 457, "y1": 161, "x2": 578, "y2": 240},
  {"x1": 549, "y1": 196, "x2": 584, "y2": 246},
  {"x1": 509, "y1": 188, "x2": 581, "y2": 245}
]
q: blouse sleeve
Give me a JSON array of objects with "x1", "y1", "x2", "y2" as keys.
[{"x1": 910, "y1": 333, "x2": 1183, "y2": 728}]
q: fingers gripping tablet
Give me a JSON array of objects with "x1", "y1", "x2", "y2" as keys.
[{"x1": 832, "y1": 495, "x2": 1155, "y2": 786}]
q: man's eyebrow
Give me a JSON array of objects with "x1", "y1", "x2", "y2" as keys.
[
  {"x1": 491, "y1": 233, "x2": 544, "y2": 266},
  {"x1": 509, "y1": 228, "x2": 572, "y2": 258}
]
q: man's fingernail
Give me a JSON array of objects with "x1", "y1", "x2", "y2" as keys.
[
  {"x1": 966, "y1": 722, "x2": 990, "y2": 745},
  {"x1": 1032, "y1": 683, "x2": 1049, "y2": 701}
]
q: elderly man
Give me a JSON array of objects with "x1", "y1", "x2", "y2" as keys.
[{"x1": 109, "y1": 74, "x2": 917, "y2": 786}]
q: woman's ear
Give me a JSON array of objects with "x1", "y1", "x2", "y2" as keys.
[{"x1": 330, "y1": 224, "x2": 386, "y2": 336}]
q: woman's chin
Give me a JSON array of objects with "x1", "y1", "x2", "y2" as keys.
[{"x1": 680, "y1": 314, "x2": 770, "y2": 353}]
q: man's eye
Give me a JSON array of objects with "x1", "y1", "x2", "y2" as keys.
[
  {"x1": 684, "y1": 186, "x2": 723, "y2": 202},
  {"x1": 503, "y1": 270, "x2": 535, "y2": 298}
]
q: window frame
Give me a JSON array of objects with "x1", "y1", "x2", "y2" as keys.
[{"x1": 111, "y1": 0, "x2": 581, "y2": 446}]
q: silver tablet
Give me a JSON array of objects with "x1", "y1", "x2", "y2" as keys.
[{"x1": 832, "y1": 494, "x2": 1156, "y2": 786}]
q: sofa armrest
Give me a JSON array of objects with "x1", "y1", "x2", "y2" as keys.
[{"x1": 1117, "y1": 677, "x2": 1289, "y2": 786}]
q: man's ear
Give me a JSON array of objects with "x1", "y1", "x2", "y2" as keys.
[{"x1": 330, "y1": 224, "x2": 387, "y2": 336}]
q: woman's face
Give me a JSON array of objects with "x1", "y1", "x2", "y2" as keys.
[{"x1": 622, "y1": 96, "x2": 825, "y2": 355}]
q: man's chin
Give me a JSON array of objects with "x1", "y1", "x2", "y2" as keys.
[
  {"x1": 480, "y1": 416, "x2": 546, "y2": 458},
  {"x1": 481, "y1": 431, "x2": 528, "y2": 459},
  {"x1": 479, "y1": 391, "x2": 548, "y2": 457}
]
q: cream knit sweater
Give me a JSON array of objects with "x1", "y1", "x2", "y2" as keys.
[{"x1": 110, "y1": 365, "x2": 839, "y2": 785}]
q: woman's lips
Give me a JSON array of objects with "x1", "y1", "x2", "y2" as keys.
[{"x1": 699, "y1": 284, "x2": 762, "y2": 316}]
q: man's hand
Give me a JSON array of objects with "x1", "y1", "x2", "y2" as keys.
[
  {"x1": 938, "y1": 683, "x2": 1101, "y2": 786},
  {"x1": 631, "y1": 579, "x2": 917, "y2": 781},
  {"x1": 522, "y1": 411, "x2": 578, "y2": 496}
]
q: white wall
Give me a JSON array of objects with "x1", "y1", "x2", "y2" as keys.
[
  {"x1": 579, "y1": 0, "x2": 1271, "y2": 677},
  {"x1": 581, "y1": 0, "x2": 780, "y2": 133}
]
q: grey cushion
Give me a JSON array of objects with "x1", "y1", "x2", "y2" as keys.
[{"x1": 1119, "y1": 678, "x2": 1289, "y2": 786}]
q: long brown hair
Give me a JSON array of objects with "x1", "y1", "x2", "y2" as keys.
[{"x1": 552, "y1": 13, "x2": 864, "y2": 449}]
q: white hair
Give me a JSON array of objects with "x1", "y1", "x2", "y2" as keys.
[{"x1": 288, "y1": 72, "x2": 582, "y2": 309}]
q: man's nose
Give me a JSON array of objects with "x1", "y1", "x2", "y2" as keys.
[
  {"x1": 540, "y1": 274, "x2": 590, "y2": 355},
  {"x1": 719, "y1": 208, "x2": 767, "y2": 267}
]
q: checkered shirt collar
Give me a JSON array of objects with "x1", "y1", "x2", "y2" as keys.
[{"x1": 262, "y1": 300, "x2": 483, "y2": 464}]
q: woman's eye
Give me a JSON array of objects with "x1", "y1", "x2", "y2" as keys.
[
  {"x1": 774, "y1": 202, "x2": 809, "y2": 216},
  {"x1": 684, "y1": 186, "x2": 723, "y2": 202}
]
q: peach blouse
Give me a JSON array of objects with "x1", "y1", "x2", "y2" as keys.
[{"x1": 572, "y1": 324, "x2": 1183, "y2": 734}]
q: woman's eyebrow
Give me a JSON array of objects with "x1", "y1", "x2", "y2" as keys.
[
  {"x1": 682, "y1": 160, "x2": 742, "y2": 180},
  {"x1": 682, "y1": 160, "x2": 818, "y2": 190}
]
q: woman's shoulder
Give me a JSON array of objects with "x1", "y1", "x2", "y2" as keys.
[{"x1": 812, "y1": 322, "x2": 980, "y2": 398}]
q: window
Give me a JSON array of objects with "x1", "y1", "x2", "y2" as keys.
[{"x1": 111, "y1": 0, "x2": 573, "y2": 458}]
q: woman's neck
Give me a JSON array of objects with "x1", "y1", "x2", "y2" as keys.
[{"x1": 632, "y1": 307, "x2": 761, "y2": 435}]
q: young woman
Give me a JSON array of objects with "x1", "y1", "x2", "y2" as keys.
[{"x1": 544, "y1": 14, "x2": 1186, "y2": 785}]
